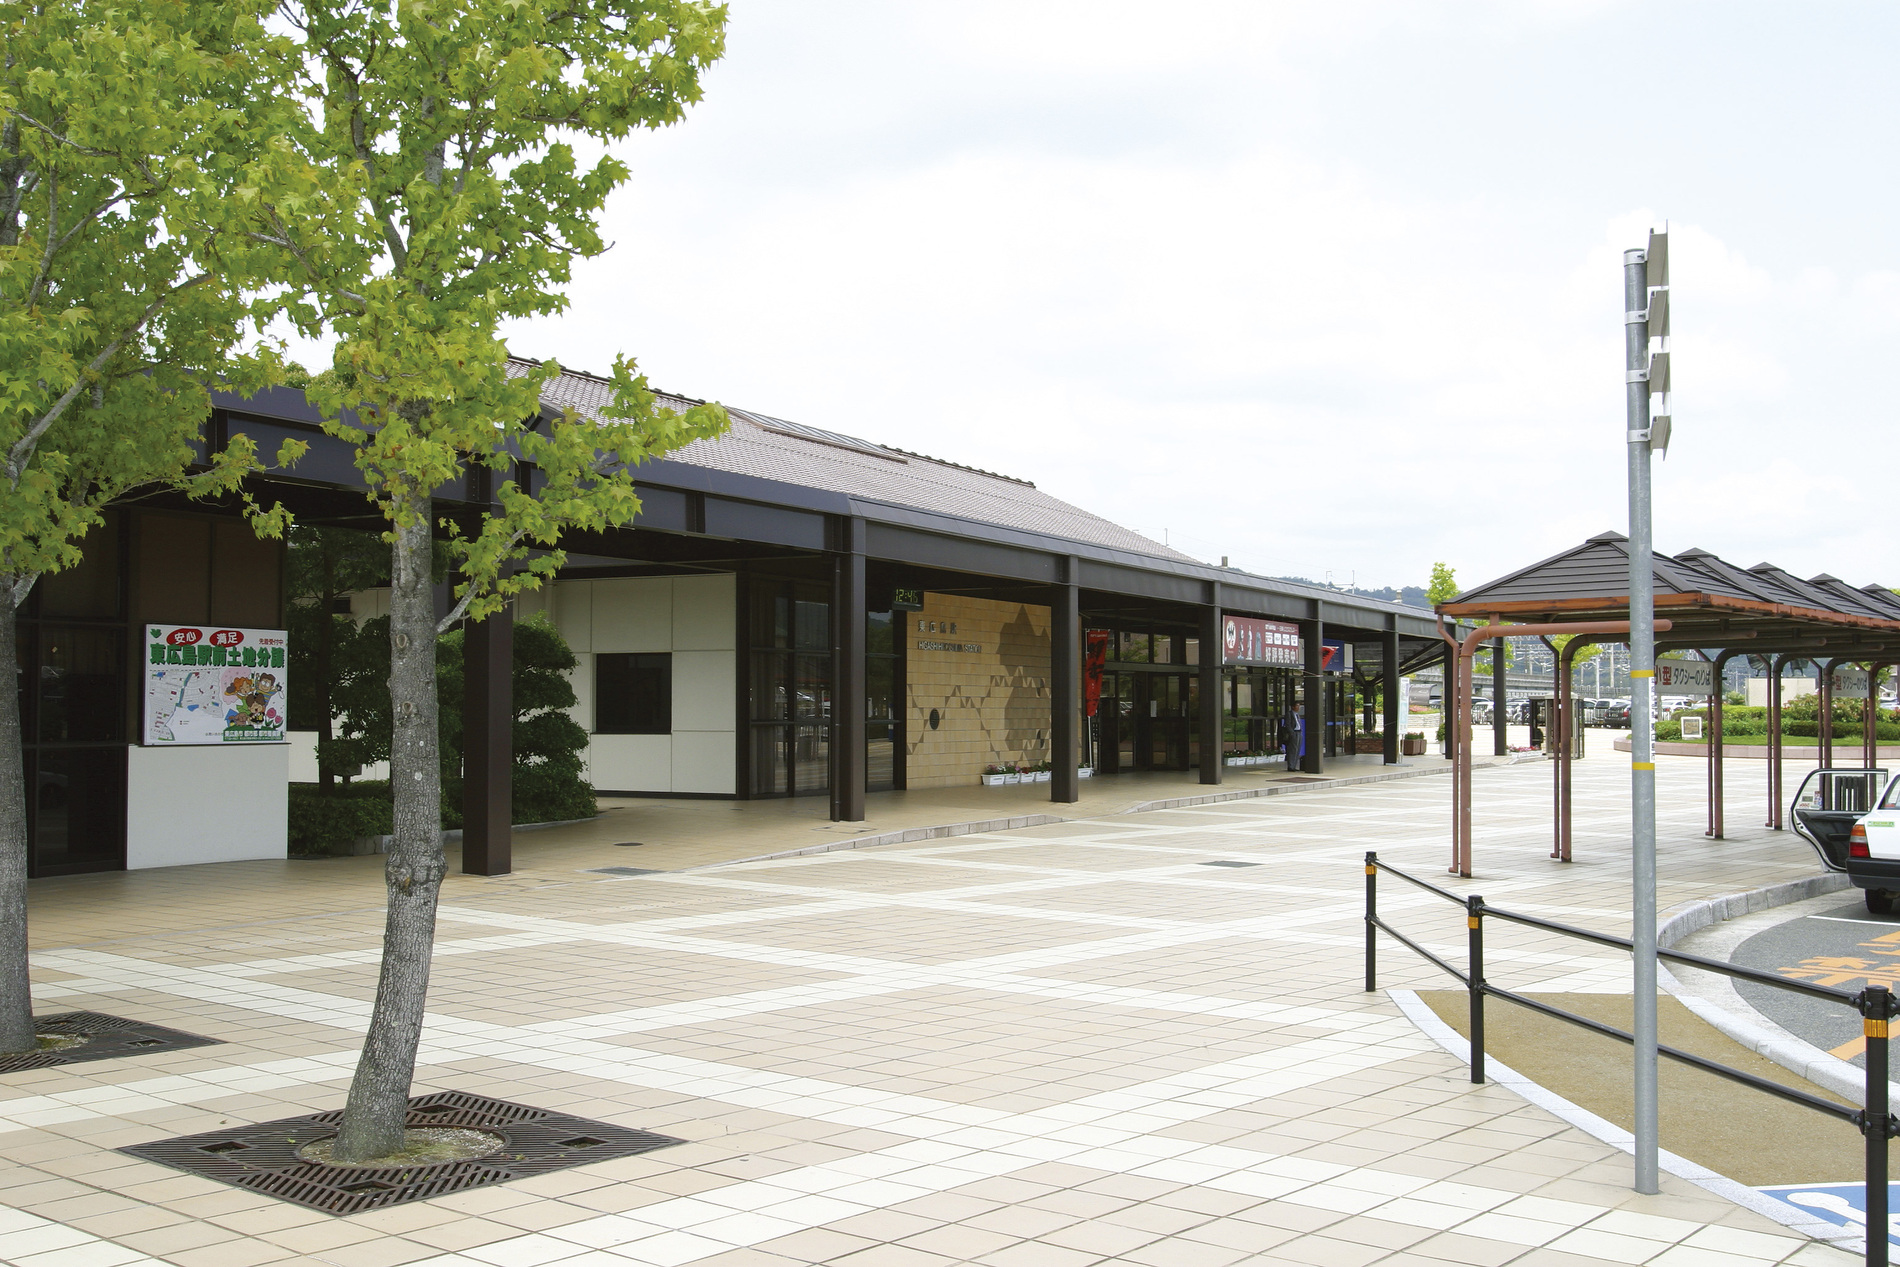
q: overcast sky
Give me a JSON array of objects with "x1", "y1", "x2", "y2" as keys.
[{"x1": 493, "y1": 1, "x2": 1898, "y2": 596}]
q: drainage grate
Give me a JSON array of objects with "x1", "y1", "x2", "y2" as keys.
[
  {"x1": 612, "y1": 841, "x2": 645, "y2": 847},
  {"x1": 1200, "y1": 860, "x2": 1262, "y2": 868},
  {"x1": 119, "y1": 1091, "x2": 683, "y2": 1216},
  {"x1": 585, "y1": 866, "x2": 662, "y2": 877},
  {"x1": 0, "y1": 1013, "x2": 222, "y2": 1075},
  {"x1": 1275, "y1": 776, "x2": 1330, "y2": 784}
]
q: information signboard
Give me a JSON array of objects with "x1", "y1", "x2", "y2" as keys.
[
  {"x1": 1223, "y1": 616, "x2": 1300, "y2": 666},
  {"x1": 1832, "y1": 667, "x2": 1870, "y2": 700},
  {"x1": 143, "y1": 624, "x2": 289, "y2": 745},
  {"x1": 1656, "y1": 658, "x2": 1715, "y2": 694}
]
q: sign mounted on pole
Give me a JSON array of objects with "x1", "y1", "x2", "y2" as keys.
[
  {"x1": 143, "y1": 625, "x2": 289, "y2": 745},
  {"x1": 1223, "y1": 616, "x2": 1300, "y2": 666},
  {"x1": 1655, "y1": 658, "x2": 1714, "y2": 694},
  {"x1": 1832, "y1": 667, "x2": 1870, "y2": 700}
]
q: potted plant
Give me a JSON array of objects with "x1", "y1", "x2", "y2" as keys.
[
  {"x1": 1002, "y1": 762, "x2": 1022, "y2": 784},
  {"x1": 1401, "y1": 731, "x2": 1427, "y2": 756},
  {"x1": 1033, "y1": 760, "x2": 1052, "y2": 783}
]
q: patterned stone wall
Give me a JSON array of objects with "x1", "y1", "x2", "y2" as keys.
[{"x1": 905, "y1": 594, "x2": 1052, "y2": 788}]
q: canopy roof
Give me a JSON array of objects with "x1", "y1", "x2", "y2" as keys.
[{"x1": 1443, "y1": 531, "x2": 1900, "y2": 656}]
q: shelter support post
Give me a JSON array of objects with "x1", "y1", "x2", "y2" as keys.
[
  {"x1": 1051, "y1": 570, "x2": 1081, "y2": 804},
  {"x1": 1492, "y1": 636, "x2": 1508, "y2": 756},
  {"x1": 1706, "y1": 650, "x2": 1742, "y2": 840},
  {"x1": 1554, "y1": 638, "x2": 1595, "y2": 862},
  {"x1": 1865, "y1": 662, "x2": 1883, "y2": 771},
  {"x1": 1198, "y1": 598, "x2": 1222, "y2": 786},
  {"x1": 1382, "y1": 626, "x2": 1401, "y2": 765},
  {"x1": 1442, "y1": 642, "x2": 1454, "y2": 761},
  {"x1": 1820, "y1": 658, "x2": 1838, "y2": 772},
  {"x1": 830, "y1": 535, "x2": 867, "y2": 824},
  {"x1": 461, "y1": 606, "x2": 513, "y2": 877},
  {"x1": 1768, "y1": 654, "x2": 1793, "y2": 829},
  {"x1": 1302, "y1": 616, "x2": 1323, "y2": 775}
]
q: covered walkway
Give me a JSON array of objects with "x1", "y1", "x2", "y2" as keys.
[{"x1": 1439, "y1": 531, "x2": 1900, "y2": 876}]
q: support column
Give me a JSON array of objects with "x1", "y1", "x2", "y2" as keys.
[
  {"x1": 1708, "y1": 653, "x2": 1727, "y2": 840},
  {"x1": 1868, "y1": 663, "x2": 1886, "y2": 770},
  {"x1": 1051, "y1": 567, "x2": 1080, "y2": 804},
  {"x1": 461, "y1": 607, "x2": 513, "y2": 877},
  {"x1": 829, "y1": 530, "x2": 867, "y2": 823},
  {"x1": 1767, "y1": 654, "x2": 1790, "y2": 829},
  {"x1": 1819, "y1": 658, "x2": 1837, "y2": 771},
  {"x1": 1302, "y1": 614, "x2": 1324, "y2": 774},
  {"x1": 1492, "y1": 636, "x2": 1508, "y2": 756},
  {"x1": 1382, "y1": 626, "x2": 1401, "y2": 765},
  {"x1": 1442, "y1": 642, "x2": 1455, "y2": 760},
  {"x1": 1199, "y1": 599, "x2": 1223, "y2": 785}
]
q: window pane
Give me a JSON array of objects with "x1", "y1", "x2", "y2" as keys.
[
  {"x1": 1118, "y1": 632, "x2": 1149, "y2": 663},
  {"x1": 866, "y1": 657, "x2": 895, "y2": 721},
  {"x1": 595, "y1": 653, "x2": 671, "y2": 734},
  {"x1": 751, "y1": 653, "x2": 790, "y2": 721},
  {"x1": 866, "y1": 610, "x2": 894, "y2": 656},
  {"x1": 795, "y1": 654, "x2": 830, "y2": 719},
  {"x1": 37, "y1": 513, "x2": 120, "y2": 619},
  {"x1": 794, "y1": 600, "x2": 830, "y2": 651},
  {"x1": 794, "y1": 724, "x2": 829, "y2": 793},
  {"x1": 1153, "y1": 635, "x2": 1173, "y2": 665},
  {"x1": 38, "y1": 626, "x2": 124, "y2": 743},
  {"x1": 867, "y1": 722, "x2": 895, "y2": 792},
  {"x1": 30, "y1": 746, "x2": 125, "y2": 875},
  {"x1": 751, "y1": 725, "x2": 789, "y2": 795}
]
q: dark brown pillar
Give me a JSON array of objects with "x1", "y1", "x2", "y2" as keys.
[
  {"x1": 461, "y1": 609, "x2": 513, "y2": 876},
  {"x1": 1819, "y1": 658, "x2": 1837, "y2": 770},
  {"x1": 1199, "y1": 599, "x2": 1223, "y2": 785},
  {"x1": 1382, "y1": 626, "x2": 1401, "y2": 765},
  {"x1": 1492, "y1": 637, "x2": 1508, "y2": 756},
  {"x1": 1051, "y1": 568, "x2": 1080, "y2": 804},
  {"x1": 1708, "y1": 653, "x2": 1726, "y2": 839},
  {"x1": 1302, "y1": 615, "x2": 1323, "y2": 774},
  {"x1": 830, "y1": 528, "x2": 866, "y2": 823},
  {"x1": 1767, "y1": 654, "x2": 1789, "y2": 829}
]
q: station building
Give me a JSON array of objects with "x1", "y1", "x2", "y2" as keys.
[{"x1": 19, "y1": 363, "x2": 1443, "y2": 878}]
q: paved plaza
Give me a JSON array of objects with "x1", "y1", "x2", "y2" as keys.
[{"x1": 0, "y1": 755, "x2": 1863, "y2": 1267}]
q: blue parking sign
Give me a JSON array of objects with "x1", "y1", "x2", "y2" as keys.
[{"x1": 1759, "y1": 1183, "x2": 1900, "y2": 1245}]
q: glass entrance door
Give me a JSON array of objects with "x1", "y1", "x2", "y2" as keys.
[{"x1": 1097, "y1": 672, "x2": 1192, "y2": 774}]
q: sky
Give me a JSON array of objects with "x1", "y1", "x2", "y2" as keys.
[{"x1": 482, "y1": 1, "x2": 1900, "y2": 594}]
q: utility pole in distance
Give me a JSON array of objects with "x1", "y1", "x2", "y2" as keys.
[{"x1": 1626, "y1": 226, "x2": 1671, "y2": 1195}]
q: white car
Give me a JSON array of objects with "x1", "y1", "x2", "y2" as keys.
[{"x1": 1791, "y1": 768, "x2": 1899, "y2": 914}]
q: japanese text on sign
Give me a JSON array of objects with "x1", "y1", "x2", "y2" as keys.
[
  {"x1": 1224, "y1": 616, "x2": 1301, "y2": 667},
  {"x1": 143, "y1": 624, "x2": 289, "y2": 745}
]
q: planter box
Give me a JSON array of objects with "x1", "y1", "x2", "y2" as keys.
[
  {"x1": 1003, "y1": 773, "x2": 1022, "y2": 784},
  {"x1": 1353, "y1": 736, "x2": 1385, "y2": 755},
  {"x1": 1401, "y1": 737, "x2": 1427, "y2": 756},
  {"x1": 982, "y1": 774, "x2": 1007, "y2": 786},
  {"x1": 1077, "y1": 767, "x2": 1092, "y2": 778},
  {"x1": 1033, "y1": 771, "x2": 1051, "y2": 783}
]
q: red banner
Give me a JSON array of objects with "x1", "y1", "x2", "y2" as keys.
[{"x1": 1084, "y1": 630, "x2": 1110, "y2": 716}]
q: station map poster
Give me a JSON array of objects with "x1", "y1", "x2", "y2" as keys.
[{"x1": 143, "y1": 624, "x2": 289, "y2": 745}]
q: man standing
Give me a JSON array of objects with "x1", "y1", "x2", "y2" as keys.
[{"x1": 1279, "y1": 697, "x2": 1304, "y2": 765}]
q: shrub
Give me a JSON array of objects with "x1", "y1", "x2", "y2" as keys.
[{"x1": 288, "y1": 781, "x2": 393, "y2": 856}]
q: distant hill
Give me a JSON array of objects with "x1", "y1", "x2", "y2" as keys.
[{"x1": 1274, "y1": 577, "x2": 1432, "y2": 610}]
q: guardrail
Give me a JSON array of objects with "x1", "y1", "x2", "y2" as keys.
[{"x1": 1364, "y1": 850, "x2": 1900, "y2": 1265}]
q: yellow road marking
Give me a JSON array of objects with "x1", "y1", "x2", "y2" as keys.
[{"x1": 1832, "y1": 1035, "x2": 1867, "y2": 1060}]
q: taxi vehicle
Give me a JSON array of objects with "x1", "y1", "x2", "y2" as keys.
[{"x1": 1790, "y1": 768, "x2": 1899, "y2": 913}]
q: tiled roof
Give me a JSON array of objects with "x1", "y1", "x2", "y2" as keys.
[{"x1": 520, "y1": 359, "x2": 1199, "y2": 563}]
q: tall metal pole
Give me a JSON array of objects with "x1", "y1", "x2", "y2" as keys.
[{"x1": 1625, "y1": 242, "x2": 1660, "y2": 1194}]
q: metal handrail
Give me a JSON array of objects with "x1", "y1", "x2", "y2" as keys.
[{"x1": 1365, "y1": 851, "x2": 1899, "y2": 1267}]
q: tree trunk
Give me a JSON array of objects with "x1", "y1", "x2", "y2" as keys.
[
  {"x1": 332, "y1": 501, "x2": 441, "y2": 1161},
  {"x1": 0, "y1": 595, "x2": 34, "y2": 1054},
  {"x1": 316, "y1": 545, "x2": 335, "y2": 793}
]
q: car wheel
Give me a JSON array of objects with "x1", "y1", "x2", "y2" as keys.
[{"x1": 1868, "y1": 890, "x2": 1897, "y2": 916}]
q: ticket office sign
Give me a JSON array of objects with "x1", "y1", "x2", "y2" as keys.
[{"x1": 143, "y1": 625, "x2": 289, "y2": 745}]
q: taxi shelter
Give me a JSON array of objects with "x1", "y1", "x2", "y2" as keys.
[{"x1": 1436, "y1": 531, "x2": 1900, "y2": 876}]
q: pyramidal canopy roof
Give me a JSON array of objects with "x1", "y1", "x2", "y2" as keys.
[
  {"x1": 1443, "y1": 531, "x2": 1900, "y2": 642},
  {"x1": 518, "y1": 359, "x2": 1199, "y2": 564}
]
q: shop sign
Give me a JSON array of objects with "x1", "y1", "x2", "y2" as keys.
[
  {"x1": 1321, "y1": 639, "x2": 1353, "y2": 673},
  {"x1": 143, "y1": 624, "x2": 288, "y2": 745},
  {"x1": 916, "y1": 640, "x2": 982, "y2": 653},
  {"x1": 1833, "y1": 667, "x2": 1870, "y2": 700},
  {"x1": 1656, "y1": 658, "x2": 1714, "y2": 694},
  {"x1": 1223, "y1": 616, "x2": 1300, "y2": 666}
]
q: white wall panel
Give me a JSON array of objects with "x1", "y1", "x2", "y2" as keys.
[
  {"x1": 554, "y1": 580, "x2": 592, "y2": 652},
  {"x1": 587, "y1": 734, "x2": 673, "y2": 793},
  {"x1": 672, "y1": 575, "x2": 736, "y2": 650},
  {"x1": 671, "y1": 731, "x2": 735, "y2": 794},
  {"x1": 127, "y1": 744, "x2": 288, "y2": 868},
  {"x1": 671, "y1": 650, "x2": 735, "y2": 732},
  {"x1": 591, "y1": 577, "x2": 672, "y2": 652}
]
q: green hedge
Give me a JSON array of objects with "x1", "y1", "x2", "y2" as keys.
[{"x1": 288, "y1": 782, "x2": 394, "y2": 856}]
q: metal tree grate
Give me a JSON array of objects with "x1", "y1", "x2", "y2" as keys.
[
  {"x1": 119, "y1": 1091, "x2": 683, "y2": 1216},
  {"x1": 0, "y1": 1013, "x2": 222, "y2": 1075}
]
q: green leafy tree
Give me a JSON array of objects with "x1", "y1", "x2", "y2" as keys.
[
  {"x1": 0, "y1": 0, "x2": 306, "y2": 1056},
  {"x1": 1426, "y1": 562, "x2": 1459, "y2": 607},
  {"x1": 286, "y1": 526, "x2": 390, "y2": 790},
  {"x1": 278, "y1": 0, "x2": 730, "y2": 1161}
]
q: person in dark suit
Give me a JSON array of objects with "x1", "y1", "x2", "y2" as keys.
[{"x1": 1279, "y1": 702, "x2": 1303, "y2": 764}]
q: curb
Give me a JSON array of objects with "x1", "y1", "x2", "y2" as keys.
[
  {"x1": 1654, "y1": 872, "x2": 1897, "y2": 1109},
  {"x1": 1123, "y1": 757, "x2": 1524, "y2": 814},
  {"x1": 1389, "y1": 988, "x2": 1858, "y2": 1254}
]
